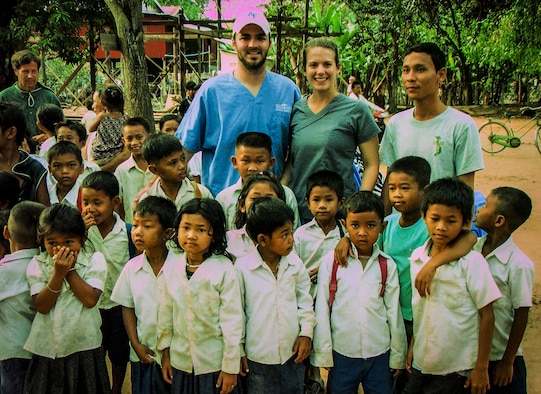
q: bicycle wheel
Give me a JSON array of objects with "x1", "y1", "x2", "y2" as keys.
[
  {"x1": 479, "y1": 121, "x2": 510, "y2": 153},
  {"x1": 535, "y1": 127, "x2": 541, "y2": 154}
]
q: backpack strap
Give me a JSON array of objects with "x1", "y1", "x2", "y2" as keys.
[
  {"x1": 328, "y1": 259, "x2": 339, "y2": 310},
  {"x1": 125, "y1": 222, "x2": 136, "y2": 259},
  {"x1": 378, "y1": 254, "x2": 387, "y2": 297},
  {"x1": 191, "y1": 180, "x2": 201, "y2": 198}
]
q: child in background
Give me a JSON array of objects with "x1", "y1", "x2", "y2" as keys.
[
  {"x1": 0, "y1": 170, "x2": 20, "y2": 210},
  {"x1": 158, "y1": 114, "x2": 179, "y2": 135},
  {"x1": 0, "y1": 201, "x2": 44, "y2": 394},
  {"x1": 140, "y1": 133, "x2": 212, "y2": 210},
  {"x1": 226, "y1": 171, "x2": 286, "y2": 260},
  {"x1": 55, "y1": 119, "x2": 101, "y2": 181},
  {"x1": 114, "y1": 117, "x2": 154, "y2": 224},
  {"x1": 24, "y1": 204, "x2": 110, "y2": 393},
  {"x1": 474, "y1": 187, "x2": 533, "y2": 393},
  {"x1": 404, "y1": 178, "x2": 501, "y2": 394},
  {"x1": 293, "y1": 170, "x2": 345, "y2": 394},
  {"x1": 216, "y1": 132, "x2": 300, "y2": 230},
  {"x1": 236, "y1": 197, "x2": 314, "y2": 392},
  {"x1": 47, "y1": 141, "x2": 84, "y2": 207},
  {"x1": 89, "y1": 85, "x2": 129, "y2": 171},
  {"x1": 158, "y1": 198, "x2": 243, "y2": 394},
  {"x1": 111, "y1": 196, "x2": 177, "y2": 394},
  {"x1": 312, "y1": 192, "x2": 406, "y2": 393},
  {"x1": 36, "y1": 103, "x2": 65, "y2": 159},
  {"x1": 81, "y1": 171, "x2": 131, "y2": 394}
]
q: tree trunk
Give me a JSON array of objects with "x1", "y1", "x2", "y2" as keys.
[{"x1": 104, "y1": 0, "x2": 154, "y2": 130}]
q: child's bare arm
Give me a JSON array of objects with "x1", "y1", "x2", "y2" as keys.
[
  {"x1": 465, "y1": 303, "x2": 495, "y2": 393},
  {"x1": 292, "y1": 336, "x2": 312, "y2": 364},
  {"x1": 161, "y1": 347, "x2": 173, "y2": 384},
  {"x1": 122, "y1": 307, "x2": 155, "y2": 363},
  {"x1": 492, "y1": 307, "x2": 529, "y2": 387},
  {"x1": 333, "y1": 236, "x2": 353, "y2": 267},
  {"x1": 65, "y1": 269, "x2": 102, "y2": 308},
  {"x1": 415, "y1": 230, "x2": 477, "y2": 296}
]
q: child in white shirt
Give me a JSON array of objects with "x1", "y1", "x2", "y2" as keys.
[{"x1": 157, "y1": 198, "x2": 243, "y2": 394}]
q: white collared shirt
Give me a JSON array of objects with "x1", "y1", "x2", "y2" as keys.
[
  {"x1": 140, "y1": 178, "x2": 213, "y2": 211},
  {"x1": 311, "y1": 245, "x2": 406, "y2": 369},
  {"x1": 85, "y1": 212, "x2": 130, "y2": 309},
  {"x1": 474, "y1": 235, "x2": 534, "y2": 360},
  {"x1": 25, "y1": 250, "x2": 107, "y2": 358},
  {"x1": 216, "y1": 178, "x2": 301, "y2": 230},
  {"x1": 156, "y1": 253, "x2": 243, "y2": 375},
  {"x1": 226, "y1": 226, "x2": 256, "y2": 261},
  {"x1": 114, "y1": 155, "x2": 154, "y2": 224},
  {"x1": 48, "y1": 180, "x2": 80, "y2": 208},
  {"x1": 294, "y1": 219, "x2": 344, "y2": 298},
  {"x1": 111, "y1": 250, "x2": 175, "y2": 364},
  {"x1": 410, "y1": 240, "x2": 501, "y2": 374},
  {"x1": 0, "y1": 248, "x2": 40, "y2": 360},
  {"x1": 235, "y1": 249, "x2": 314, "y2": 365}
]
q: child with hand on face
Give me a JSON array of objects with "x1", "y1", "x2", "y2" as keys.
[
  {"x1": 157, "y1": 198, "x2": 243, "y2": 394},
  {"x1": 24, "y1": 204, "x2": 110, "y2": 394}
]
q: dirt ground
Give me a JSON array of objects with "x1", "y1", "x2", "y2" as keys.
[{"x1": 113, "y1": 114, "x2": 541, "y2": 393}]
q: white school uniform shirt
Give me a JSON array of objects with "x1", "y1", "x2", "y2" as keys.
[
  {"x1": 0, "y1": 248, "x2": 40, "y2": 360},
  {"x1": 139, "y1": 177, "x2": 213, "y2": 210},
  {"x1": 474, "y1": 235, "x2": 534, "y2": 360},
  {"x1": 156, "y1": 253, "x2": 243, "y2": 375},
  {"x1": 410, "y1": 240, "x2": 501, "y2": 375},
  {"x1": 114, "y1": 155, "x2": 154, "y2": 224},
  {"x1": 235, "y1": 249, "x2": 315, "y2": 365},
  {"x1": 294, "y1": 219, "x2": 344, "y2": 298},
  {"x1": 24, "y1": 250, "x2": 107, "y2": 358},
  {"x1": 311, "y1": 245, "x2": 406, "y2": 369},
  {"x1": 85, "y1": 212, "x2": 130, "y2": 310},
  {"x1": 215, "y1": 178, "x2": 301, "y2": 230},
  {"x1": 111, "y1": 250, "x2": 176, "y2": 365},
  {"x1": 226, "y1": 226, "x2": 256, "y2": 261},
  {"x1": 48, "y1": 180, "x2": 80, "y2": 208}
]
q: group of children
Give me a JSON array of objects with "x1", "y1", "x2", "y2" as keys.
[{"x1": 0, "y1": 95, "x2": 535, "y2": 394}]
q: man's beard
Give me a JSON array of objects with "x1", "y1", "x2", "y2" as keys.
[{"x1": 238, "y1": 51, "x2": 267, "y2": 71}]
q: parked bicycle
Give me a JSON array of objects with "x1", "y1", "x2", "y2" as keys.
[{"x1": 479, "y1": 105, "x2": 541, "y2": 154}]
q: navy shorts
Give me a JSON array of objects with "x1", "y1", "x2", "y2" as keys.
[{"x1": 100, "y1": 306, "x2": 130, "y2": 365}]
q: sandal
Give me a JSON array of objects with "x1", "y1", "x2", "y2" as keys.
[{"x1": 304, "y1": 377, "x2": 325, "y2": 394}]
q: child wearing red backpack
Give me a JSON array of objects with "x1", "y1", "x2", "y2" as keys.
[{"x1": 312, "y1": 191, "x2": 406, "y2": 393}]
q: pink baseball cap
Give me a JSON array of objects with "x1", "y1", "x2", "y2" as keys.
[{"x1": 233, "y1": 9, "x2": 270, "y2": 35}]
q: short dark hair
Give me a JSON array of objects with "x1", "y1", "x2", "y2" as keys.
[
  {"x1": 11, "y1": 50, "x2": 41, "y2": 69},
  {"x1": 0, "y1": 171, "x2": 20, "y2": 209},
  {"x1": 421, "y1": 178, "x2": 473, "y2": 222},
  {"x1": 344, "y1": 191, "x2": 384, "y2": 222},
  {"x1": 246, "y1": 197, "x2": 294, "y2": 240},
  {"x1": 388, "y1": 156, "x2": 431, "y2": 189},
  {"x1": 47, "y1": 140, "x2": 83, "y2": 164},
  {"x1": 55, "y1": 120, "x2": 87, "y2": 142},
  {"x1": 37, "y1": 104, "x2": 65, "y2": 134},
  {"x1": 305, "y1": 170, "x2": 344, "y2": 200},
  {"x1": 37, "y1": 204, "x2": 86, "y2": 249},
  {"x1": 0, "y1": 102, "x2": 27, "y2": 146},
  {"x1": 303, "y1": 37, "x2": 340, "y2": 69},
  {"x1": 185, "y1": 81, "x2": 197, "y2": 90},
  {"x1": 8, "y1": 201, "x2": 46, "y2": 245},
  {"x1": 100, "y1": 85, "x2": 124, "y2": 112},
  {"x1": 0, "y1": 210, "x2": 10, "y2": 254},
  {"x1": 234, "y1": 171, "x2": 286, "y2": 229},
  {"x1": 124, "y1": 116, "x2": 151, "y2": 134},
  {"x1": 142, "y1": 132, "x2": 183, "y2": 164},
  {"x1": 81, "y1": 171, "x2": 120, "y2": 199},
  {"x1": 173, "y1": 198, "x2": 231, "y2": 259},
  {"x1": 158, "y1": 114, "x2": 179, "y2": 131},
  {"x1": 134, "y1": 196, "x2": 177, "y2": 231},
  {"x1": 235, "y1": 132, "x2": 272, "y2": 155},
  {"x1": 351, "y1": 80, "x2": 362, "y2": 89},
  {"x1": 491, "y1": 187, "x2": 532, "y2": 232},
  {"x1": 405, "y1": 42, "x2": 446, "y2": 71}
]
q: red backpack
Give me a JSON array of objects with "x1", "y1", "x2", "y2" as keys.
[{"x1": 328, "y1": 255, "x2": 388, "y2": 309}]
